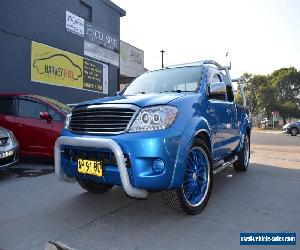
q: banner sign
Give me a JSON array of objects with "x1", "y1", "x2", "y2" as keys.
[
  {"x1": 85, "y1": 22, "x2": 119, "y2": 52},
  {"x1": 120, "y1": 41, "x2": 144, "y2": 77},
  {"x1": 84, "y1": 40, "x2": 119, "y2": 67},
  {"x1": 83, "y1": 59, "x2": 108, "y2": 93},
  {"x1": 31, "y1": 41, "x2": 108, "y2": 94},
  {"x1": 66, "y1": 11, "x2": 84, "y2": 37}
]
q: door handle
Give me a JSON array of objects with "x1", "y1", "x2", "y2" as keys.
[{"x1": 17, "y1": 124, "x2": 24, "y2": 127}]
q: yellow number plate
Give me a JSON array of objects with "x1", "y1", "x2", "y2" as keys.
[{"x1": 77, "y1": 159, "x2": 103, "y2": 177}]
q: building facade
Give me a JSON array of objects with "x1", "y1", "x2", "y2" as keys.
[
  {"x1": 0, "y1": 0, "x2": 125, "y2": 103},
  {"x1": 119, "y1": 41, "x2": 145, "y2": 90}
]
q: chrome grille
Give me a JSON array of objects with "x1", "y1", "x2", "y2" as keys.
[{"x1": 69, "y1": 105, "x2": 137, "y2": 134}]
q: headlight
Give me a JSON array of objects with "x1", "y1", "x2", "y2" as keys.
[
  {"x1": 129, "y1": 105, "x2": 178, "y2": 132},
  {"x1": 64, "y1": 114, "x2": 72, "y2": 129},
  {"x1": 8, "y1": 130, "x2": 17, "y2": 143}
]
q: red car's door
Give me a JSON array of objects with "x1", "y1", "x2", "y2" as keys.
[{"x1": 14, "y1": 98, "x2": 53, "y2": 157}]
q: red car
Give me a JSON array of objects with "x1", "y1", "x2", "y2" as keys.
[{"x1": 0, "y1": 94, "x2": 70, "y2": 158}]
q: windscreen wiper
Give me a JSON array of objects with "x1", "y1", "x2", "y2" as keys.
[
  {"x1": 160, "y1": 90, "x2": 194, "y2": 93},
  {"x1": 160, "y1": 90, "x2": 182, "y2": 93}
]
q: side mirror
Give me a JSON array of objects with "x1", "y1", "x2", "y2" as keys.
[
  {"x1": 209, "y1": 82, "x2": 227, "y2": 96},
  {"x1": 115, "y1": 91, "x2": 121, "y2": 96},
  {"x1": 40, "y1": 112, "x2": 51, "y2": 120}
]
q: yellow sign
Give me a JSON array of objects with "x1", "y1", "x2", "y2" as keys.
[
  {"x1": 31, "y1": 41, "x2": 83, "y2": 89},
  {"x1": 31, "y1": 41, "x2": 106, "y2": 92}
]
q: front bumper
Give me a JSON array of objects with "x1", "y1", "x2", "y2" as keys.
[
  {"x1": 55, "y1": 128, "x2": 185, "y2": 198},
  {"x1": 55, "y1": 136, "x2": 148, "y2": 198},
  {"x1": 0, "y1": 147, "x2": 19, "y2": 170}
]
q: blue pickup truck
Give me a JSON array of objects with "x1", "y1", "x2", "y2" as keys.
[{"x1": 55, "y1": 60, "x2": 251, "y2": 215}]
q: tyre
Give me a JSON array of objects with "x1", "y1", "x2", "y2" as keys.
[
  {"x1": 78, "y1": 180, "x2": 113, "y2": 194},
  {"x1": 290, "y1": 127, "x2": 298, "y2": 136},
  {"x1": 233, "y1": 134, "x2": 250, "y2": 172},
  {"x1": 163, "y1": 139, "x2": 213, "y2": 215}
]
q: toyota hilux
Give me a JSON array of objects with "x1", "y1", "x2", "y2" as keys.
[{"x1": 55, "y1": 60, "x2": 251, "y2": 215}]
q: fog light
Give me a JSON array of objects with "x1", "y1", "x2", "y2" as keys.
[{"x1": 152, "y1": 159, "x2": 165, "y2": 173}]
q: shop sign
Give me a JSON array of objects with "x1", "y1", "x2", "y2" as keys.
[
  {"x1": 85, "y1": 22, "x2": 119, "y2": 52},
  {"x1": 31, "y1": 41, "x2": 108, "y2": 94},
  {"x1": 84, "y1": 40, "x2": 119, "y2": 67},
  {"x1": 66, "y1": 11, "x2": 84, "y2": 37},
  {"x1": 120, "y1": 41, "x2": 144, "y2": 77}
]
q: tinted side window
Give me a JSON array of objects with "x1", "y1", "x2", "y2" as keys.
[
  {"x1": 18, "y1": 99, "x2": 47, "y2": 119},
  {"x1": 0, "y1": 98, "x2": 16, "y2": 115}
]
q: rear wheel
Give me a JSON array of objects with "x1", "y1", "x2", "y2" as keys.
[
  {"x1": 233, "y1": 134, "x2": 250, "y2": 172},
  {"x1": 163, "y1": 139, "x2": 213, "y2": 215},
  {"x1": 78, "y1": 180, "x2": 113, "y2": 194},
  {"x1": 290, "y1": 127, "x2": 298, "y2": 136}
]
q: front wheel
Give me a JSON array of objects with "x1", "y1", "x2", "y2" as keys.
[
  {"x1": 290, "y1": 127, "x2": 298, "y2": 136},
  {"x1": 78, "y1": 180, "x2": 113, "y2": 194},
  {"x1": 163, "y1": 139, "x2": 213, "y2": 215}
]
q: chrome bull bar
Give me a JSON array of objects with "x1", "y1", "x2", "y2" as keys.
[{"x1": 54, "y1": 136, "x2": 148, "y2": 199}]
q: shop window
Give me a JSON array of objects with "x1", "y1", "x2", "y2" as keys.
[{"x1": 80, "y1": 0, "x2": 92, "y2": 22}]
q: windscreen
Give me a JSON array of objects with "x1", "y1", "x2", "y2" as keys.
[{"x1": 123, "y1": 66, "x2": 202, "y2": 95}]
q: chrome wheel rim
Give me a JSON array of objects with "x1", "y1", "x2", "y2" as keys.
[
  {"x1": 244, "y1": 136, "x2": 250, "y2": 167},
  {"x1": 291, "y1": 129, "x2": 297, "y2": 136},
  {"x1": 182, "y1": 147, "x2": 210, "y2": 207}
]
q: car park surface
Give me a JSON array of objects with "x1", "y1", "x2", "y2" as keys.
[{"x1": 0, "y1": 131, "x2": 299, "y2": 250}]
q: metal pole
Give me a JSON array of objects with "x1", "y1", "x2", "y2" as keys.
[{"x1": 160, "y1": 50, "x2": 165, "y2": 68}]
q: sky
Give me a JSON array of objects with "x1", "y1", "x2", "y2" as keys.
[{"x1": 112, "y1": 0, "x2": 300, "y2": 78}]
